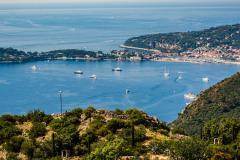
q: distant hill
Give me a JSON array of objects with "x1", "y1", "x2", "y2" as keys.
[
  {"x1": 172, "y1": 72, "x2": 240, "y2": 135},
  {"x1": 124, "y1": 24, "x2": 240, "y2": 53},
  {"x1": 0, "y1": 48, "x2": 106, "y2": 63}
]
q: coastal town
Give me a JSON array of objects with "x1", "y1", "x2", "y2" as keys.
[
  {"x1": 117, "y1": 45, "x2": 240, "y2": 64},
  {"x1": 1, "y1": 46, "x2": 240, "y2": 64}
]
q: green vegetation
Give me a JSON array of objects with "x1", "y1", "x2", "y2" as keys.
[
  {"x1": 173, "y1": 72, "x2": 240, "y2": 135},
  {"x1": 0, "y1": 48, "x2": 111, "y2": 63},
  {"x1": 124, "y1": 24, "x2": 240, "y2": 53},
  {"x1": 0, "y1": 108, "x2": 171, "y2": 159},
  {"x1": 172, "y1": 72, "x2": 240, "y2": 159}
]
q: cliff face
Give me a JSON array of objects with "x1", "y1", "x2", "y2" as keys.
[{"x1": 172, "y1": 72, "x2": 240, "y2": 135}]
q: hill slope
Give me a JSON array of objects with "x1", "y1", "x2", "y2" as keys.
[
  {"x1": 124, "y1": 24, "x2": 240, "y2": 53},
  {"x1": 173, "y1": 72, "x2": 240, "y2": 135}
]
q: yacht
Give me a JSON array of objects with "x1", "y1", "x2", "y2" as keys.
[
  {"x1": 112, "y1": 67, "x2": 122, "y2": 72},
  {"x1": 125, "y1": 89, "x2": 130, "y2": 94},
  {"x1": 184, "y1": 93, "x2": 197, "y2": 101},
  {"x1": 202, "y1": 77, "x2": 209, "y2": 83},
  {"x1": 74, "y1": 70, "x2": 83, "y2": 74},
  {"x1": 89, "y1": 74, "x2": 97, "y2": 79}
]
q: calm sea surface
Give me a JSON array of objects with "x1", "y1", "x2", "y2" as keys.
[
  {"x1": 0, "y1": 5, "x2": 240, "y2": 121},
  {"x1": 0, "y1": 61, "x2": 239, "y2": 121}
]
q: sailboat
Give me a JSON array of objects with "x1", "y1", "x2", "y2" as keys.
[
  {"x1": 31, "y1": 65, "x2": 37, "y2": 71},
  {"x1": 163, "y1": 67, "x2": 170, "y2": 78}
]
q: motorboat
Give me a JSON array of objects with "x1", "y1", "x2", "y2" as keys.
[
  {"x1": 89, "y1": 74, "x2": 97, "y2": 79},
  {"x1": 184, "y1": 93, "x2": 197, "y2": 101},
  {"x1": 112, "y1": 67, "x2": 122, "y2": 72},
  {"x1": 74, "y1": 70, "x2": 83, "y2": 74},
  {"x1": 202, "y1": 77, "x2": 209, "y2": 83}
]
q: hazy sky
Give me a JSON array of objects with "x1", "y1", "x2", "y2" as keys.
[{"x1": 0, "y1": 0, "x2": 239, "y2": 3}]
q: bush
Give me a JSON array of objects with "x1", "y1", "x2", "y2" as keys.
[
  {"x1": 4, "y1": 136, "x2": 25, "y2": 153},
  {"x1": 172, "y1": 126, "x2": 186, "y2": 135},
  {"x1": 148, "y1": 139, "x2": 171, "y2": 154},
  {"x1": 83, "y1": 106, "x2": 96, "y2": 119},
  {"x1": 29, "y1": 122, "x2": 46, "y2": 139},
  {"x1": 73, "y1": 144, "x2": 88, "y2": 156},
  {"x1": 87, "y1": 138, "x2": 127, "y2": 160},
  {"x1": 170, "y1": 138, "x2": 210, "y2": 160},
  {"x1": 0, "y1": 114, "x2": 17, "y2": 124},
  {"x1": 125, "y1": 108, "x2": 146, "y2": 125},
  {"x1": 20, "y1": 139, "x2": 35, "y2": 158},
  {"x1": 6, "y1": 152, "x2": 19, "y2": 160},
  {"x1": 106, "y1": 118, "x2": 126, "y2": 133},
  {"x1": 0, "y1": 124, "x2": 22, "y2": 144},
  {"x1": 65, "y1": 107, "x2": 83, "y2": 119},
  {"x1": 26, "y1": 110, "x2": 53, "y2": 124},
  {"x1": 159, "y1": 129, "x2": 169, "y2": 136}
]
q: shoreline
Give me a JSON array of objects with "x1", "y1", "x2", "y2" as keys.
[{"x1": 121, "y1": 44, "x2": 240, "y2": 65}]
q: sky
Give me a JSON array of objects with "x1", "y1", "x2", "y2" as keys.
[{"x1": 0, "y1": 0, "x2": 239, "y2": 3}]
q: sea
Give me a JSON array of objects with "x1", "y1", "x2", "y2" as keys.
[{"x1": 0, "y1": 3, "x2": 240, "y2": 122}]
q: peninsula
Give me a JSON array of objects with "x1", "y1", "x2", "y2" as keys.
[{"x1": 123, "y1": 24, "x2": 240, "y2": 64}]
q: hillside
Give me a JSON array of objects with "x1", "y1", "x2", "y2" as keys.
[
  {"x1": 0, "y1": 107, "x2": 173, "y2": 160},
  {"x1": 0, "y1": 105, "x2": 239, "y2": 159},
  {"x1": 173, "y1": 72, "x2": 240, "y2": 135},
  {"x1": 124, "y1": 24, "x2": 240, "y2": 52}
]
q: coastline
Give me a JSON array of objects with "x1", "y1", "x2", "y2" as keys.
[{"x1": 121, "y1": 44, "x2": 240, "y2": 65}]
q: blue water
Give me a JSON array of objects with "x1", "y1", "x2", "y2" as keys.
[
  {"x1": 0, "y1": 61, "x2": 239, "y2": 121},
  {"x1": 0, "y1": 5, "x2": 240, "y2": 121},
  {"x1": 0, "y1": 5, "x2": 240, "y2": 52}
]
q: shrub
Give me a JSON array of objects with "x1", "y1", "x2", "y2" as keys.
[
  {"x1": 4, "y1": 136, "x2": 25, "y2": 153},
  {"x1": 125, "y1": 108, "x2": 146, "y2": 125},
  {"x1": 65, "y1": 107, "x2": 83, "y2": 119},
  {"x1": 87, "y1": 138, "x2": 127, "y2": 160},
  {"x1": 170, "y1": 138, "x2": 210, "y2": 160},
  {"x1": 6, "y1": 152, "x2": 19, "y2": 160},
  {"x1": 106, "y1": 118, "x2": 126, "y2": 133},
  {"x1": 83, "y1": 106, "x2": 96, "y2": 119},
  {"x1": 148, "y1": 139, "x2": 171, "y2": 154},
  {"x1": 21, "y1": 139, "x2": 35, "y2": 158},
  {"x1": 0, "y1": 114, "x2": 17, "y2": 124},
  {"x1": 26, "y1": 110, "x2": 53, "y2": 124},
  {"x1": 159, "y1": 129, "x2": 169, "y2": 136},
  {"x1": 172, "y1": 126, "x2": 186, "y2": 135},
  {"x1": 29, "y1": 122, "x2": 46, "y2": 139},
  {"x1": 0, "y1": 124, "x2": 22, "y2": 144}
]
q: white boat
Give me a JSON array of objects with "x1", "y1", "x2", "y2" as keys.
[
  {"x1": 125, "y1": 89, "x2": 130, "y2": 94},
  {"x1": 31, "y1": 65, "x2": 37, "y2": 71},
  {"x1": 89, "y1": 74, "x2": 97, "y2": 79},
  {"x1": 74, "y1": 70, "x2": 83, "y2": 74},
  {"x1": 112, "y1": 67, "x2": 122, "y2": 72},
  {"x1": 163, "y1": 67, "x2": 170, "y2": 77},
  {"x1": 184, "y1": 93, "x2": 197, "y2": 101},
  {"x1": 177, "y1": 74, "x2": 183, "y2": 80},
  {"x1": 202, "y1": 77, "x2": 209, "y2": 83}
]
